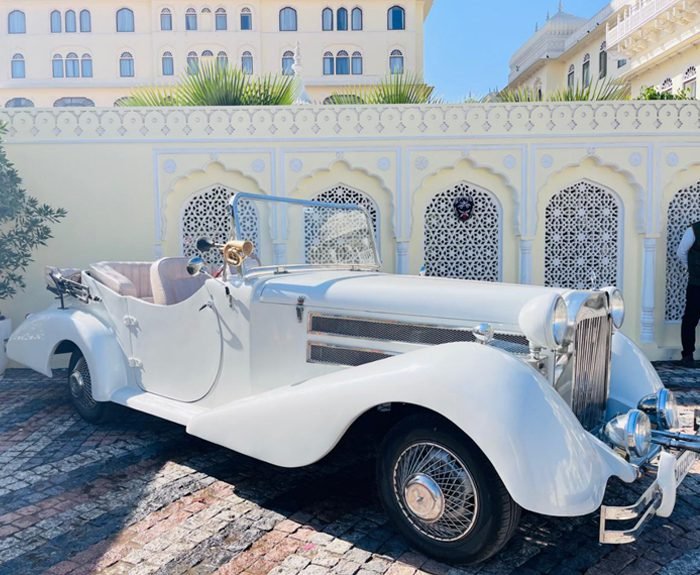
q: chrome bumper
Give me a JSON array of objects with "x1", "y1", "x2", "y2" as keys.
[{"x1": 599, "y1": 441, "x2": 698, "y2": 544}]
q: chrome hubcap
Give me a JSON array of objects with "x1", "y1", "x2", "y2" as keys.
[
  {"x1": 69, "y1": 370, "x2": 84, "y2": 397},
  {"x1": 393, "y1": 442, "x2": 478, "y2": 542},
  {"x1": 69, "y1": 358, "x2": 97, "y2": 411}
]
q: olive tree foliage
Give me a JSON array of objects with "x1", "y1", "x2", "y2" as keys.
[{"x1": 0, "y1": 123, "x2": 67, "y2": 315}]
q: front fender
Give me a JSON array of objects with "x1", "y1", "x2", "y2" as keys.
[
  {"x1": 188, "y1": 342, "x2": 636, "y2": 517},
  {"x1": 7, "y1": 307, "x2": 129, "y2": 401}
]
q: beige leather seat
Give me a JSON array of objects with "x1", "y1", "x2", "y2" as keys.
[
  {"x1": 150, "y1": 257, "x2": 206, "y2": 305},
  {"x1": 89, "y1": 262, "x2": 153, "y2": 301}
]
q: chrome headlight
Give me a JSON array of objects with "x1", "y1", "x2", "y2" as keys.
[
  {"x1": 603, "y1": 287, "x2": 625, "y2": 329},
  {"x1": 604, "y1": 409, "x2": 652, "y2": 458},
  {"x1": 638, "y1": 389, "x2": 680, "y2": 430},
  {"x1": 518, "y1": 293, "x2": 569, "y2": 349}
]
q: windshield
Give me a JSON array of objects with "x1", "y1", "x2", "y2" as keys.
[{"x1": 231, "y1": 193, "x2": 380, "y2": 271}]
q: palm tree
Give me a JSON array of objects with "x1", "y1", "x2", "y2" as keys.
[
  {"x1": 326, "y1": 73, "x2": 439, "y2": 105},
  {"x1": 492, "y1": 79, "x2": 630, "y2": 103}
]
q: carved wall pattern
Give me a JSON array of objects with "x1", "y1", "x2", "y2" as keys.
[
  {"x1": 423, "y1": 183, "x2": 500, "y2": 281},
  {"x1": 665, "y1": 182, "x2": 700, "y2": 321},
  {"x1": 311, "y1": 185, "x2": 379, "y2": 239},
  {"x1": 544, "y1": 181, "x2": 620, "y2": 290}
]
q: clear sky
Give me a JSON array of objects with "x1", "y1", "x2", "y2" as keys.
[{"x1": 424, "y1": 0, "x2": 611, "y2": 101}]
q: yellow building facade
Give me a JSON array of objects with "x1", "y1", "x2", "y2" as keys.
[
  {"x1": 1, "y1": 0, "x2": 432, "y2": 108},
  {"x1": 508, "y1": 0, "x2": 699, "y2": 99}
]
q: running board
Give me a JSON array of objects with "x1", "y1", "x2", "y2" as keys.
[{"x1": 109, "y1": 388, "x2": 207, "y2": 426}]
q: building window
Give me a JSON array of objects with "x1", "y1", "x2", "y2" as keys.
[
  {"x1": 162, "y1": 51, "x2": 174, "y2": 75},
  {"x1": 80, "y1": 10, "x2": 91, "y2": 32},
  {"x1": 11, "y1": 54, "x2": 25, "y2": 79},
  {"x1": 599, "y1": 42, "x2": 607, "y2": 79},
  {"x1": 336, "y1": 50, "x2": 350, "y2": 75},
  {"x1": 217, "y1": 51, "x2": 228, "y2": 69},
  {"x1": 323, "y1": 51, "x2": 334, "y2": 75},
  {"x1": 5, "y1": 97, "x2": 34, "y2": 108},
  {"x1": 81, "y1": 54, "x2": 93, "y2": 77},
  {"x1": 52, "y1": 54, "x2": 64, "y2": 78},
  {"x1": 54, "y1": 97, "x2": 95, "y2": 107},
  {"x1": 351, "y1": 7, "x2": 362, "y2": 30},
  {"x1": 582, "y1": 54, "x2": 590, "y2": 87},
  {"x1": 65, "y1": 52, "x2": 79, "y2": 77},
  {"x1": 567, "y1": 64, "x2": 575, "y2": 89},
  {"x1": 241, "y1": 51, "x2": 253, "y2": 74},
  {"x1": 116, "y1": 8, "x2": 135, "y2": 32},
  {"x1": 8, "y1": 10, "x2": 26, "y2": 34},
  {"x1": 187, "y1": 51, "x2": 199, "y2": 74},
  {"x1": 240, "y1": 7, "x2": 252, "y2": 30},
  {"x1": 120, "y1": 51, "x2": 134, "y2": 77},
  {"x1": 322, "y1": 7, "x2": 333, "y2": 30},
  {"x1": 352, "y1": 51, "x2": 362, "y2": 75},
  {"x1": 337, "y1": 8, "x2": 348, "y2": 30},
  {"x1": 660, "y1": 78, "x2": 673, "y2": 93},
  {"x1": 389, "y1": 49, "x2": 404, "y2": 74},
  {"x1": 51, "y1": 10, "x2": 61, "y2": 33},
  {"x1": 160, "y1": 8, "x2": 172, "y2": 30},
  {"x1": 214, "y1": 8, "x2": 227, "y2": 30},
  {"x1": 279, "y1": 7, "x2": 297, "y2": 31},
  {"x1": 388, "y1": 6, "x2": 405, "y2": 30},
  {"x1": 617, "y1": 58, "x2": 627, "y2": 69},
  {"x1": 201, "y1": 49, "x2": 214, "y2": 58},
  {"x1": 185, "y1": 8, "x2": 197, "y2": 30},
  {"x1": 683, "y1": 66, "x2": 696, "y2": 99},
  {"x1": 282, "y1": 50, "x2": 295, "y2": 75},
  {"x1": 65, "y1": 10, "x2": 77, "y2": 32}
]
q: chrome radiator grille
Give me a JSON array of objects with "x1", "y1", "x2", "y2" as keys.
[{"x1": 571, "y1": 313, "x2": 612, "y2": 430}]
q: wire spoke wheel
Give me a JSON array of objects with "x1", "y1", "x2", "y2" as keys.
[
  {"x1": 69, "y1": 357, "x2": 97, "y2": 412},
  {"x1": 393, "y1": 442, "x2": 478, "y2": 542}
]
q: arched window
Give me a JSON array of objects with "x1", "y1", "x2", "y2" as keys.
[
  {"x1": 65, "y1": 10, "x2": 77, "y2": 32},
  {"x1": 65, "y1": 52, "x2": 79, "y2": 77},
  {"x1": 50, "y1": 10, "x2": 61, "y2": 33},
  {"x1": 119, "y1": 51, "x2": 134, "y2": 77},
  {"x1": 351, "y1": 51, "x2": 362, "y2": 75},
  {"x1": 81, "y1": 54, "x2": 92, "y2": 77},
  {"x1": 11, "y1": 54, "x2": 25, "y2": 79},
  {"x1": 241, "y1": 51, "x2": 253, "y2": 74},
  {"x1": 185, "y1": 8, "x2": 197, "y2": 30},
  {"x1": 201, "y1": 50, "x2": 214, "y2": 58},
  {"x1": 217, "y1": 51, "x2": 228, "y2": 69},
  {"x1": 323, "y1": 51, "x2": 334, "y2": 75},
  {"x1": 423, "y1": 183, "x2": 501, "y2": 281},
  {"x1": 337, "y1": 7, "x2": 348, "y2": 30},
  {"x1": 545, "y1": 181, "x2": 621, "y2": 289},
  {"x1": 162, "y1": 51, "x2": 174, "y2": 75},
  {"x1": 116, "y1": 8, "x2": 134, "y2": 32},
  {"x1": 5, "y1": 97, "x2": 34, "y2": 108},
  {"x1": 8, "y1": 10, "x2": 25, "y2": 34},
  {"x1": 80, "y1": 10, "x2": 91, "y2": 32},
  {"x1": 599, "y1": 41, "x2": 607, "y2": 79},
  {"x1": 279, "y1": 7, "x2": 297, "y2": 31},
  {"x1": 187, "y1": 51, "x2": 199, "y2": 74},
  {"x1": 660, "y1": 78, "x2": 673, "y2": 93},
  {"x1": 322, "y1": 7, "x2": 333, "y2": 30},
  {"x1": 282, "y1": 50, "x2": 295, "y2": 75},
  {"x1": 683, "y1": 66, "x2": 696, "y2": 99},
  {"x1": 160, "y1": 8, "x2": 172, "y2": 30},
  {"x1": 52, "y1": 54, "x2": 64, "y2": 78},
  {"x1": 240, "y1": 7, "x2": 252, "y2": 30},
  {"x1": 336, "y1": 50, "x2": 350, "y2": 75},
  {"x1": 215, "y1": 8, "x2": 227, "y2": 30},
  {"x1": 54, "y1": 97, "x2": 95, "y2": 107},
  {"x1": 388, "y1": 6, "x2": 405, "y2": 30},
  {"x1": 567, "y1": 64, "x2": 575, "y2": 89},
  {"x1": 389, "y1": 49, "x2": 403, "y2": 74},
  {"x1": 582, "y1": 53, "x2": 591, "y2": 87},
  {"x1": 351, "y1": 7, "x2": 362, "y2": 30},
  {"x1": 114, "y1": 97, "x2": 130, "y2": 106}
]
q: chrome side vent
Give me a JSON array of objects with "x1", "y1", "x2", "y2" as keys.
[{"x1": 308, "y1": 343, "x2": 393, "y2": 367}]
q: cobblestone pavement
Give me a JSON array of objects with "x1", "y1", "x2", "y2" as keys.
[{"x1": 0, "y1": 367, "x2": 699, "y2": 575}]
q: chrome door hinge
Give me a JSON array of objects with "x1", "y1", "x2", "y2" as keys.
[
  {"x1": 128, "y1": 357, "x2": 143, "y2": 369},
  {"x1": 123, "y1": 315, "x2": 138, "y2": 327}
]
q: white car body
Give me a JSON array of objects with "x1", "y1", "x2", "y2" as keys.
[{"x1": 7, "y1": 193, "x2": 698, "y2": 563}]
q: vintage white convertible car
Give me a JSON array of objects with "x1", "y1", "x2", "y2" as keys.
[{"x1": 7, "y1": 194, "x2": 699, "y2": 564}]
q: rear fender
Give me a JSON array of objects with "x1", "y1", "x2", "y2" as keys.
[
  {"x1": 188, "y1": 342, "x2": 635, "y2": 517},
  {"x1": 7, "y1": 307, "x2": 129, "y2": 401}
]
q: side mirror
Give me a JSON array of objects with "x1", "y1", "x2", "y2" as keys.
[
  {"x1": 196, "y1": 236, "x2": 216, "y2": 253},
  {"x1": 187, "y1": 256, "x2": 207, "y2": 277}
]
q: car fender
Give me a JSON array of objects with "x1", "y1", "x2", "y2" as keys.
[
  {"x1": 188, "y1": 342, "x2": 635, "y2": 517},
  {"x1": 7, "y1": 307, "x2": 128, "y2": 401}
]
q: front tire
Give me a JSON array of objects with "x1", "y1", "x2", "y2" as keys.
[
  {"x1": 68, "y1": 352, "x2": 109, "y2": 423},
  {"x1": 377, "y1": 414, "x2": 520, "y2": 564}
]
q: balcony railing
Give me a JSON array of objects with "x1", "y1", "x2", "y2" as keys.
[{"x1": 607, "y1": 0, "x2": 684, "y2": 47}]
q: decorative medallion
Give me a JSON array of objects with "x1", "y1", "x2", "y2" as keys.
[
  {"x1": 453, "y1": 195, "x2": 475, "y2": 222},
  {"x1": 251, "y1": 159, "x2": 265, "y2": 173},
  {"x1": 163, "y1": 159, "x2": 177, "y2": 174}
]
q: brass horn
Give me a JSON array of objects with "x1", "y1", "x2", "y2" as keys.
[{"x1": 223, "y1": 240, "x2": 254, "y2": 267}]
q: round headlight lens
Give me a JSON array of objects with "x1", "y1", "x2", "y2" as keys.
[
  {"x1": 552, "y1": 296, "x2": 569, "y2": 346},
  {"x1": 604, "y1": 287, "x2": 625, "y2": 329},
  {"x1": 658, "y1": 389, "x2": 680, "y2": 430},
  {"x1": 625, "y1": 410, "x2": 651, "y2": 458}
]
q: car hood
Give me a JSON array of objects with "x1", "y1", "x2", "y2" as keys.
[{"x1": 256, "y1": 270, "x2": 567, "y2": 331}]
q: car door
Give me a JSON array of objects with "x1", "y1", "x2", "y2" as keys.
[{"x1": 126, "y1": 283, "x2": 223, "y2": 402}]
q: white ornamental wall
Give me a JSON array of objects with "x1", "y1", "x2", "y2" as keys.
[{"x1": 2, "y1": 102, "x2": 700, "y2": 360}]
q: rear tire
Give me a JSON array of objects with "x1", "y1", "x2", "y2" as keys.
[
  {"x1": 377, "y1": 414, "x2": 520, "y2": 564},
  {"x1": 68, "y1": 352, "x2": 109, "y2": 424}
]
